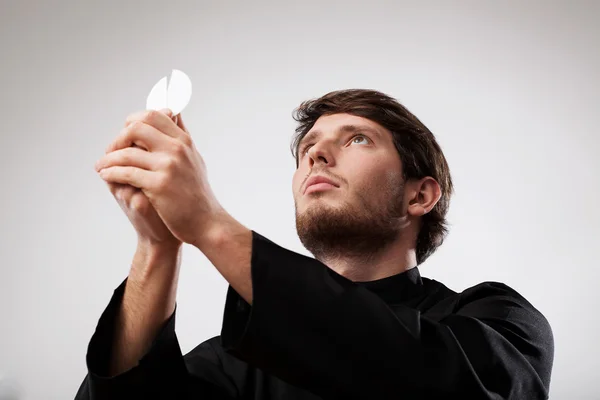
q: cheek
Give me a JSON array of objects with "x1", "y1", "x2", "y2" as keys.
[
  {"x1": 355, "y1": 167, "x2": 391, "y2": 198},
  {"x1": 292, "y1": 171, "x2": 304, "y2": 193}
]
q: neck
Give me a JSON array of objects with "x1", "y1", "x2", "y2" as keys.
[{"x1": 318, "y1": 239, "x2": 417, "y2": 282}]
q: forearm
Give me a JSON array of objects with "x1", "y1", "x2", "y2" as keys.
[
  {"x1": 109, "y1": 242, "x2": 182, "y2": 376},
  {"x1": 195, "y1": 212, "x2": 253, "y2": 305}
]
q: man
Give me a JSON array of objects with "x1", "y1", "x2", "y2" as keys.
[{"x1": 75, "y1": 89, "x2": 554, "y2": 399}]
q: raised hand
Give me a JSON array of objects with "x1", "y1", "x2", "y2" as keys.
[{"x1": 95, "y1": 109, "x2": 227, "y2": 248}]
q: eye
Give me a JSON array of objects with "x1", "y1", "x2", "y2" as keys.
[{"x1": 300, "y1": 134, "x2": 370, "y2": 157}]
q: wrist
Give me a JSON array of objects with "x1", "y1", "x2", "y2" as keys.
[
  {"x1": 136, "y1": 238, "x2": 182, "y2": 257},
  {"x1": 192, "y1": 209, "x2": 233, "y2": 251},
  {"x1": 130, "y1": 241, "x2": 182, "y2": 284}
]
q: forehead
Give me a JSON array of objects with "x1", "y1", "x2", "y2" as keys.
[{"x1": 311, "y1": 113, "x2": 383, "y2": 131}]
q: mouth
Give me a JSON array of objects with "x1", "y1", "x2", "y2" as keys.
[{"x1": 304, "y1": 182, "x2": 338, "y2": 195}]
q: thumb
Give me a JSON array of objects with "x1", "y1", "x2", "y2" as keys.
[{"x1": 160, "y1": 108, "x2": 173, "y2": 118}]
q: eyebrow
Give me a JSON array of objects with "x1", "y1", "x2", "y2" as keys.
[{"x1": 298, "y1": 124, "x2": 382, "y2": 151}]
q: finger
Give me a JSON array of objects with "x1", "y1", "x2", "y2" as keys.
[
  {"x1": 103, "y1": 181, "x2": 141, "y2": 214},
  {"x1": 119, "y1": 185, "x2": 141, "y2": 209},
  {"x1": 104, "y1": 181, "x2": 129, "y2": 208},
  {"x1": 174, "y1": 112, "x2": 193, "y2": 147},
  {"x1": 106, "y1": 120, "x2": 176, "y2": 154},
  {"x1": 124, "y1": 109, "x2": 186, "y2": 142},
  {"x1": 98, "y1": 166, "x2": 159, "y2": 191},
  {"x1": 105, "y1": 181, "x2": 120, "y2": 198},
  {"x1": 111, "y1": 183, "x2": 137, "y2": 204},
  {"x1": 96, "y1": 146, "x2": 159, "y2": 172},
  {"x1": 176, "y1": 112, "x2": 188, "y2": 133},
  {"x1": 125, "y1": 108, "x2": 171, "y2": 127},
  {"x1": 105, "y1": 179, "x2": 130, "y2": 195}
]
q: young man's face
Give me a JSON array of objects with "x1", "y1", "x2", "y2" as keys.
[{"x1": 292, "y1": 113, "x2": 408, "y2": 260}]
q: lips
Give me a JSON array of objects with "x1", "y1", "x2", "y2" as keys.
[{"x1": 304, "y1": 175, "x2": 339, "y2": 194}]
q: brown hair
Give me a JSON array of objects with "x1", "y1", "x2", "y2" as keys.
[{"x1": 290, "y1": 89, "x2": 454, "y2": 265}]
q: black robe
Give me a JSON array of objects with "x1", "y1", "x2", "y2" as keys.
[{"x1": 75, "y1": 230, "x2": 554, "y2": 399}]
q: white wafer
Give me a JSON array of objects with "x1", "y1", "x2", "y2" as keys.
[{"x1": 146, "y1": 69, "x2": 192, "y2": 116}]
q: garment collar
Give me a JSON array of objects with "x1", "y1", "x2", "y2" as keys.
[{"x1": 355, "y1": 266, "x2": 424, "y2": 304}]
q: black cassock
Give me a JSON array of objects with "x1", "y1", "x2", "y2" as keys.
[{"x1": 75, "y1": 231, "x2": 554, "y2": 399}]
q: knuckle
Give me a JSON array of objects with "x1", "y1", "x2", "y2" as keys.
[
  {"x1": 130, "y1": 197, "x2": 140, "y2": 211},
  {"x1": 124, "y1": 115, "x2": 134, "y2": 128},
  {"x1": 173, "y1": 141, "x2": 187, "y2": 155},
  {"x1": 156, "y1": 174, "x2": 170, "y2": 190},
  {"x1": 121, "y1": 148, "x2": 134, "y2": 162},
  {"x1": 164, "y1": 156, "x2": 177, "y2": 170},
  {"x1": 124, "y1": 167, "x2": 133, "y2": 180},
  {"x1": 130, "y1": 193, "x2": 146, "y2": 212},
  {"x1": 129, "y1": 120, "x2": 143, "y2": 131},
  {"x1": 181, "y1": 135, "x2": 193, "y2": 147},
  {"x1": 144, "y1": 110, "x2": 158, "y2": 123},
  {"x1": 116, "y1": 186, "x2": 129, "y2": 201},
  {"x1": 124, "y1": 122, "x2": 143, "y2": 144}
]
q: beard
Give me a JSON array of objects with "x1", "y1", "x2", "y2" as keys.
[{"x1": 294, "y1": 178, "x2": 406, "y2": 264}]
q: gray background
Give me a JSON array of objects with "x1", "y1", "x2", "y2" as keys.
[{"x1": 1, "y1": 1, "x2": 598, "y2": 399}]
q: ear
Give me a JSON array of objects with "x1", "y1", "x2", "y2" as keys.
[{"x1": 406, "y1": 177, "x2": 441, "y2": 217}]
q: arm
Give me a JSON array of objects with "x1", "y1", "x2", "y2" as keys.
[
  {"x1": 111, "y1": 242, "x2": 182, "y2": 375},
  {"x1": 200, "y1": 227, "x2": 554, "y2": 399},
  {"x1": 74, "y1": 243, "x2": 236, "y2": 399}
]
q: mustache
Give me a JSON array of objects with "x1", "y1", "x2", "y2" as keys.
[{"x1": 304, "y1": 171, "x2": 342, "y2": 186}]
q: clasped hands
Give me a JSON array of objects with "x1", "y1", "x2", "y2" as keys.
[{"x1": 94, "y1": 109, "x2": 228, "y2": 249}]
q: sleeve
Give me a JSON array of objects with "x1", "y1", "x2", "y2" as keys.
[
  {"x1": 219, "y1": 231, "x2": 555, "y2": 400},
  {"x1": 74, "y1": 278, "x2": 237, "y2": 400}
]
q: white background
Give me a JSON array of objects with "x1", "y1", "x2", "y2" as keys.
[{"x1": 1, "y1": 1, "x2": 598, "y2": 399}]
